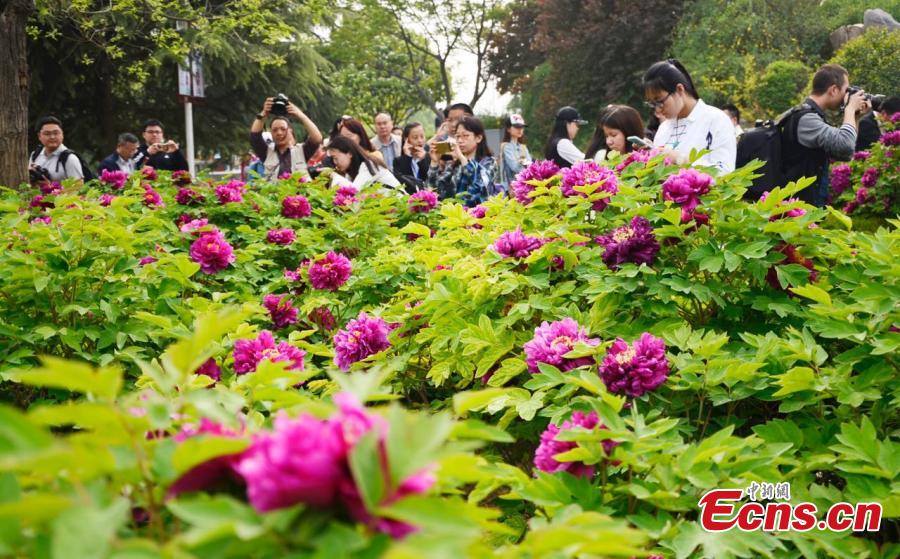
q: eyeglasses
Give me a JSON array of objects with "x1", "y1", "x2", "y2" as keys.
[
  {"x1": 644, "y1": 92, "x2": 672, "y2": 110},
  {"x1": 40, "y1": 130, "x2": 62, "y2": 137},
  {"x1": 455, "y1": 132, "x2": 475, "y2": 140}
]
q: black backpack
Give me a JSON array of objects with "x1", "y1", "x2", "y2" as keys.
[
  {"x1": 737, "y1": 105, "x2": 811, "y2": 200},
  {"x1": 30, "y1": 147, "x2": 96, "y2": 182}
]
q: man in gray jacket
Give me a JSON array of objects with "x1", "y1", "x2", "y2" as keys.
[{"x1": 781, "y1": 64, "x2": 870, "y2": 207}]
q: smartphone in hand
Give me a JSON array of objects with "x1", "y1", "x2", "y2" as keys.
[{"x1": 627, "y1": 136, "x2": 652, "y2": 149}]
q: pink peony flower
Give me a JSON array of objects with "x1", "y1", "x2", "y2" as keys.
[
  {"x1": 662, "y1": 168, "x2": 714, "y2": 213},
  {"x1": 278, "y1": 171, "x2": 292, "y2": 180},
  {"x1": 614, "y1": 149, "x2": 654, "y2": 173},
  {"x1": 759, "y1": 191, "x2": 806, "y2": 220},
  {"x1": 560, "y1": 160, "x2": 618, "y2": 211},
  {"x1": 766, "y1": 243, "x2": 818, "y2": 290},
  {"x1": 99, "y1": 193, "x2": 116, "y2": 206},
  {"x1": 232, "y1": 330, "x2": 305, "y2": 375},
  {"x1": 141, "y1": 166, "x2": 157, "y2": 181},
  {"x1": 266, "y1": 228, "x2": 296, "y2": 245},
  {"x1": 334, "y1": 185, "x2": 359, "y2": 207},
  {"x1": 195, "y1": 358, "x2": 221, "y2": 381},
  {"x1": 40, "y1": 182, "x2": 62, "y2": 195},
  {"x1": 511, "y1": 160, "x2": 560, "y2": 205},
  {"x1": 492, "y1": 227, "x2": 544, "y2": 259},
  {"x1": 180, "y1": 218, "x2": 210, "y2": 234},
  {"x1": 595, "y1": 216, "x2": 660, "y2": 269},
  {"x1": 852, "y1": 151, "x2": 870, "y2": 161},
  {"x1": 308, "y1": 306, "x2": 336, "y2": 331},
  {"x1": 176, "y1": 187, "x2": 204, "y2": 205},
  {"x1": 263, "y1": 294, "x2": 298, "y2": 329},
  {"x1": 339, "y1": 467, "x2": 435, "y2": 539},
  {"x1": 599, "y1": 333, "x2": 670, "y2": 397},
  {"x1": 167, "y1": 418, "x2": 244, "y2": 498},
  {"x1": 282, "y1": 195, "x2": 312, "y2": 218},
  {"x1": 534, "y1": 411, "x2": 616, "y2": 478},
  {"x1": 861, "y1": 167, "x2": 879, "y2": 188},
  {"x1": 189, "y1": 230, "x2": 235, "y2": 274},
  {"x1": 830, "y1": 164, "x2": 852, "y2": 195},
  {"x1": 143, "y1": 185, "x2": 164, "y2": 207},
  {"x1": 215, "y1": 180, "x2": 245, "y2": 204},
  {"x1": 469, "y1": 205, "x2": 487, "y2": 219},
  {"x1": 524, "y1": 318, "x2": 601, "y2": 373},
  {"x1": 99, "y1": 169, "x2": 128, "y2": 190},
  {"x1": 333, "y1": 312, "x2": 392, "y2": 371},
  {"x1": 139, "y1": 256, "x2": 158, "y2": 266},
  {"x1": 880, "y1": 130, "x2": 900, "y2": 146},
  {"x1": 30, "y1": 195, "x2": 54, "y2": 210},
  {"x1": 31, "y1": 216, "x2": 52, "y2": 225},
  {"x1": 308, "y1": 251, "x2": 352, "y2": 291},
  {"x1": 407, "y1": 190, "x2": 438, "y2": 213},
  {"x1": 236, "y1": 413, "x2": 345, "y2": 511},
  {"x1": 172, "y1": 170, "x2": 192, "y2": 186}
]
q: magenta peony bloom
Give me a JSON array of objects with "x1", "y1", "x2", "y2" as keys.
[
  {"x1": 759, "y1": 191, "x2": 806, "y2": 220},
  {"x1": 534, "y1": 411, "x2": 616, "y2": 478},
  {"x1": 880, "y1": 130, "x2": 900, "y2": 146},
  {"x1": 176, "y1": 187, "x2": 204, "y2": 205},
  {"x1": 282, "y1": 195, "x2": 312, "y2": 218},
  {"x1": 662, "y1": 168, "x2": 714, "y2": 212},
  {"x1": 99, "y1": 193, "x2": 116, "y2": 206},
  {"x1": 308, "y1": 306, "x2": 336, "y2": 331},
  {"x1": 861, "y1": 167, "x2": 879, "y2": 188},
  {"x1": 266, "y1": 228, "x2": 296, "y2": 245},
  {"x1": 339, "y1": 468, "x2": 435, "y2": 539},
  {"x1": 830, "y1": 164, "x2": 852, "y2": 195},
  {"x1": 180, "y1": 218, "x2": 210, "y2": 234},
  {"x1": 139, "y1": 256, "x2": 158, "y2": 266},
  {"x1": 236, "y1": 413, "x2": 346, "y2": 511},
  {"x1": 333, "y1": 312, "x2": 392, "y2": 371},
  {"x1": 195, "y1": 358, "x2": 221, "y2": 381},
  {"x1": 172, "y1": 170, "x2": 192, "y2": 186},
  {"x1": 167, "y1": 418, "x2": 244, "y2": 498},
  {"x1": 215, "y1": 180, "x2": 245, "y2": 204},
  {"x1": 511, "y1": 160, "x2": 560, "y2": 205},
  {"x1": 767, "y1": 243, "x2": 818, "y2": 289},
  {"x1": 407, "y1": 190, "x2": 438, "y2": 213},
  {"x1": 599, "y1": 333, "x2": 670, "y2": 398},
  {"x1": 141, "y1": 166, "x2": 157, "y2": 181},
  {"x1": 30, "y1": 195, "x2": 53, "y2": 210},
  {"x1": 853, "y1": 151, "x2": 870, "y2": 161},
  {"x1": 595, "y1": 216, "x2": 660, "y2": 269},
  {"x1": 30, "y1": 216, "x2": 52, "y2": 225},
  {"x1": 40, "y1": 182, "x2": 62, "y2": 195},
  {"x1": 560, "y1": 160, "x2": 618, "y2": 210},
  {"x1": 524, "y1": 318, "x2": 601, "y2": 373},
  {"x1": 614, "y1": 149, "x2": 654, "y2": 173},
  {"x1": 492, "y1": 227, "x2": 544, "y2": 259},
  {"x1": 469, "y1": 205, "x2": 487, "y2": 219},
  {"x1": 100, "y1": 169, "x2": 128, "y2": 190},
  {"x1": 278, "y1": 171, "x2": 292, "y2": 180},
  {"x1": 189, "y1": 230, "x2": 235, "y2": 274},
  {"x1": 143, "y1": 185, "x2": 164, "y2": 207},
  {"x1": 334, "y1": 185, "x2": 359, "y2": 207},
  {"x1": 263, "y1": 294, "x2": 299, "y2": 329},
  {"x1": 308, "y1": 251, "x2": 352, "y2": 291},
  {"x1": 232, "y1": 330, "x2": 306, "y2": 375}
]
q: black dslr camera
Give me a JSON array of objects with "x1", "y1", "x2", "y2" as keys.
[
  {"x1": 271, "y1": 93, "x2": 290, "y2": 117},
  {"x1": 845, "y1": 86, "x2": 885, "y2": 112},
  {"x1": 29, "y1": 165, "x2": 51, "y2": 184}
]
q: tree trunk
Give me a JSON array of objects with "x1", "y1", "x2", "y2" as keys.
[{"x1": 0, "y1": 0, "x2": 33, "y2": 189}]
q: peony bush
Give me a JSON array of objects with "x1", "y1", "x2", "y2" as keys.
[{"x1": 0, "y1": 152, "x2": 897, "y2": 558}]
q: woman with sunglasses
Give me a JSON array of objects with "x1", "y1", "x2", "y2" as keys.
[{"x1": 643, "y1": 59, "x2": 736, "y2": 174}]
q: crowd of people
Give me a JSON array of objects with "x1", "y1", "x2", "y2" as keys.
[{"x1": 28, "y1": 59, "x2": 898, "y2": 209}]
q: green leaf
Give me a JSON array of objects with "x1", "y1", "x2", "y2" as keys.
[
  {"x1": 51, "y1": 498, "x2": 129, "y2": 559},
  {"x1": 6, "y1": 357, "x2": 122, "y2": 400},
  {"x1": 486, "y1": 358, "x2": 527, "y2": 387},
  {"x1": 348, "y1": 430, "x2": 385, "y2": 510},
  {"x1": 385, "y1": 406, "x2": 453, "y2": 485},
  {"x1": 450, "y1": 419, "x2": 514, "y2": 443},
  {"x1": 789, "y1": 284, "x2": 832, "y2": 306},
  {"x1": 399, "y1": 222, "x2": 432, "y2": 238},
  {"x1": 772, "y1": 367, "x2": 816, "y2": 397},
  {"x1": 171, "y1": 437, "x2": 249, "y2": 476}
]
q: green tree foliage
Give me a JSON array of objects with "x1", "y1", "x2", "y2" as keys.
[
  {"x1": 319, "y1": 9, "x2": 445, "y2": 124},
  {"x1": 25, "y1": 0, "x2": 337, "y2": 166},
  {"x1": 831, "y1": 28, "x2": 900, "y2": 98},
  {"x1": 749, "y1": 60, "x2": 812, "y2": 119}
]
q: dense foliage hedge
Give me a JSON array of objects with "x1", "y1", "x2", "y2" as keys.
[{"x1": 0, "y1": 148, "x2": 897, "y2": 558}]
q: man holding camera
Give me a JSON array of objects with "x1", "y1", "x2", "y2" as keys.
[
  {"x1": 250, "y1": 95, "x2": 323, "y2": 181},
  {"x1": 28, "y1": 116, "x2": 85, "y2": 184},
  {"x1": 781, "y1": 64, "x2": 870, "y2": 207},
  {"x1": 138, "y1": 120, "x2": 189, "y2": 172}
]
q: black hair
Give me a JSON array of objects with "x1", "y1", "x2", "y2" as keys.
[
  {"x1": 502, "y1": 117, "x2": 527, "y2": 144},
  {"x1": 543, "y1": 118, "x2": 572, "y2": 160},
  {"x1": 721, "y1": 103, "x2": 740, "y2": 122},
  {"x1": 456, "y1": 116, "x2": 492, "y2": 159},
  {"x1": 401, "y1": 122, "x2": 424, "y2": 146},
  {"x1": 339, "y1": 118, "x2": 375, "y2": 151},
  {"x1": 326, "y1": 134, "x2": 381, "y2": 179},
  {"x1": 35, "y1": 116, "x2": 62, "y2": 133},
  {"x1": 142, "y1": 119, "x2": 164, "y2": 133},
  {"x1": 811, "y1": 64, "x2": 848, "y2": 95},
  {"x1": 270, "y1": 115, "x2": 292, "y2": 128},
  {"x1": 642, "y1": 59, "x2": 699, "y2": 99},
  {"x1": 448, "y1": 102, "x2": 474, "y2": 116},
  {"x1": 881, "y1": 96, "x2": 900, "y2": 115},
  {"x1": 585, "y1": 105, "x2": 645, "y2": 159},
  {"x1": 118, "y1": 132, "x2": 139, "y2": 144}
]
